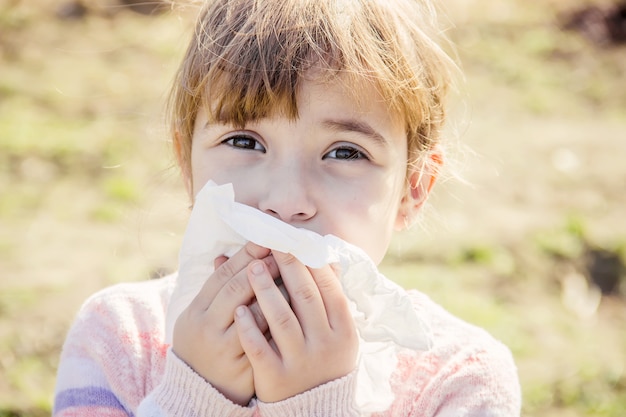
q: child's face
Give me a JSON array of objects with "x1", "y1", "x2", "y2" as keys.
[{"x1": 190, "y1": 76, "x2": 411, "y2": 265}]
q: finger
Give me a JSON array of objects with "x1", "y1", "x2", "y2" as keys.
[
  {"x1": 206, "y1": 254, "x2": 281, "y2": 330},
  {"x1": 248, "y1": 260, "x2": 303, "y2": 352},
  {"x1": 234, "y1": 305, "x2": 280, "y2": 370},
  {"x1": 275, "y1": 277, "x2": 291, "y2": 306},
  {"x1": 273, "y1": 251, "x2": 329, "y2": 335},
  {"x1": 210, "y1": 242, "x2": 273, "y2": 295},
  {"x1": 240, "y1": 280, "x2": 289, "y2": 337},
  {"x1": 190, "y1": 242, "x2": 271, "y2": 313},
  {"x1": 187, "y1": 243, "x2": 280, "y2": 331},
  {"x1": 247, "y1": 300, "x2": 269, "y2": 334},
  {"x1": 214, "y1": 255, "x2": 229, "y2": 270},
  {"x1": 220, "y1": 324, "x2": 250, "y2": 357},
  {"x1": 309, "y1": 264, "x2": 353, "y2": 332}
]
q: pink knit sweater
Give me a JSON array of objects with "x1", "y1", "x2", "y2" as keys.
[{"x1": 53, "y1": 274, "x2": 521, "y2": 416}]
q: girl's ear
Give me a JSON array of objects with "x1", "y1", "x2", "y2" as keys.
[
  {"x1": 394, "y1": 147, "x2": 443, "y2": 231},
  {"x1": 174, "y1": 131, "x2": 193, "y2": 199}
]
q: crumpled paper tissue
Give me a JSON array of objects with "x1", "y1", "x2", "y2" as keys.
[{"x1": 165, "y1": 181, "x2": 432, "y2": 412}]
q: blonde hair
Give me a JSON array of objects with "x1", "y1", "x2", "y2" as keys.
[{"x1": 169, "y1": 0, "x2": 457, "y2": 180}]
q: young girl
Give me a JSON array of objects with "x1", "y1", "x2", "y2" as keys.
[{"x1": 53, "y1": 0, "x2": 521, "y2": 415}]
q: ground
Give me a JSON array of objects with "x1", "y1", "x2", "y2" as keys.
[{"x1": 0, "y1": 1, "x2": 625, "y2": 416}]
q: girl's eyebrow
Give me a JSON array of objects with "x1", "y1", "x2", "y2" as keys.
[{"x1": 321, "y1": 118, "x2": 389, "y2": 146}]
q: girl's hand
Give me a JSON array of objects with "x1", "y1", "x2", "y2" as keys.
[
  {"x1": 234, "y1": 251, "x2": 359, "y2": 403},
  {"x1": 172, "y1": 242, "x2": 280, "y2": 406}
]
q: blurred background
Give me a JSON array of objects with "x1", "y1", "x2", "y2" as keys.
[{"x1": 0, "y1": 0, "x2": 625, "y2": 415}]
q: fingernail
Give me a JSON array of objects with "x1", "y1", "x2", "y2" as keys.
[
  {"x1": 251, "y1": 261, "x2": 265, "y2": 276},
  {"x1": 235, "y1": 306, "x2": 246, "y2": 318}
]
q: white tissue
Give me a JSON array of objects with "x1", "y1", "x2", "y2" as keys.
[{"x1": 165, "y1": 181, "x2": 432, "y2": 412}]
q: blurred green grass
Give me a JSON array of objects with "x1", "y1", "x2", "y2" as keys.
[{"x1": 1, "y1": 1, "x2": 625, "y2": 416}]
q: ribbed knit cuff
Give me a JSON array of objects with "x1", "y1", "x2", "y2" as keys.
[
  {"x1": 256, "y1": 371, "x2": 359, "y2": 417},
  {"x1": 150, "y1": 349, "x2": 254, "y2": 417}
]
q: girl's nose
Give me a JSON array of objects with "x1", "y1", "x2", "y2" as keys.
[{"x1": 257, "y1": 163, "x2": 316, "y2": 224}]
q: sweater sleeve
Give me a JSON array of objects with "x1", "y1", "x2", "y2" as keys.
[
  {"x1": 139, "y1": 349, "x2": 254, "y2": 417},
  {"x1": 256, "y1": 371, "x2": 361, "y2": 417},
  {"x1": 386, "y1": 342, "x2": 521, "y2": 417},
  {"x1": 380, "y1": 290, "x2": 522, "y2": 417},
  {"x1": 431, "y1": 344, "x2": 521, "y2": 417},
  {"x1": 53, "y1": 281, "x2": 253, "y2": 417}
]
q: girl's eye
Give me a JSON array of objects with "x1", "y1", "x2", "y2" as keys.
[
  {"x1": 325, "y1": 146, "x2": 369, "y2": 161},
  {"x1": 222, "y1": 135, "x2": 266, "y2": 152}
]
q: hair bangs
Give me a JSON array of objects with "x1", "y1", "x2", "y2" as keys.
[{"x1": 194, "y1": 0, "x2": 351, "y2": 128}]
